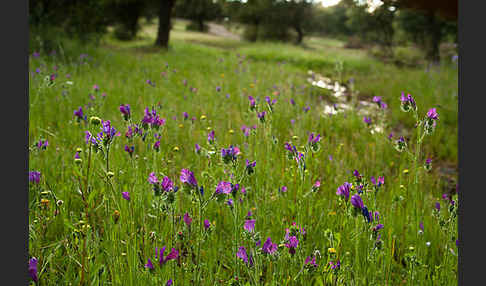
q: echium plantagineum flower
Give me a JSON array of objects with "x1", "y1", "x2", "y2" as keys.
[
  {"x1": 74, "y1": 106, "x2": 87, "y2": 122},
  {"x1": 336, "y1": 182, "x2": 351, "y2": 201},
  {"x1": 221, "y1": 145, "x2": 240, "y2": 164},
  {"x1": 241, "y1": 125, "x2": 251, "y2": 137},
  {"x1": 285, "y1": 236, "x2": 299, "y2": 255},
  {"x1": 400, "y1": 92, "x2": 417, "y2": 112},
  {"x1": 370, "y1": 176, "x2": 385, "y2": 189},
  {"x1": 363, "y1": 116, "x2": 372, "y2": 125},
  {"x1": 308, "y1": 132, "x2": 321, "y2": 152},
  {"x1": 29, "y1": 257, "x2": 38, "y2": 283},
  {"x1": 35, "y1": 139, "x2": 48, "y2": 150},
  {"x1": 265, "y1": 96, "x2": 277, "y2": 109},
  {"x1": 305, "y1": 256, "x2": 318, "y2": 268},
  {"x1": 244, "y1": 219, "x2": 256, "y2": 233},
  {"x1": 99, "y1": 120, "x2": 118, "y2": 146},
  {"x1": 207, "y1": 130, "x2": 215, "y2": 144},
  {"x1": 395, "y1": 136, "x2": 407, "y2": 152},
  {"x1": 329, "y1": 260, "x2": 340, "y2": 270},
  {"x1": 183, "y1": 213, "x2": 192, "y2": 227},
  {"x1": 215, "y1": 181, "x2": 232, "y2": 195},
  {"x1": 424, "y1": 108, "x2": 439, "y2": 135},
  {"x1": 248, "y1": 95, "x2": 256, "y2": 110},
  {"x1": 262, "y1": 237, "x2": 278, "y2": 255},
  {"x1": 372, "y1": 223, "x2": 384, "y2": 233},
  {"x1": 153, "y1": 140, "x2": 160, "y2": 152},
  {"x1": 284, "y1": 142, "x2": 298, "y2": 159},
  {"x1": 257, "y1": 111, "x2": 266, "y2": 123},
  {"x1": 237, "y1": 246, "x2": 253, "y2": 266},
  {"x1": 180, "y1": 169, "x2": 198, "y2": 189},
  {"x1": 124, "y1": 145, "x2": 134, "y2": 157},
  {"x1": 29, "y1": 171, "x2": 41, "y2": 184},
  {"x1": 373, "y1": 96, "x2": 388, "y2": 109},
  {"x1": 245, "y1": 159, "x2": 256, "y2": 175},
  {"x1": 145, "y1": 246, "x2": 178, "y2": 270},
  {"x1": 424, "y1": 158, "x2": 432, "y2": 171},
  {"x1": 351, "y1": 194, "x2": 364, "y2": 210},
  {"x1": 361, "y1": 205, "x2": 373, "y2": 223},
  {"x1": 119, "y1": 104, "x2": 131, "y2": 121}
]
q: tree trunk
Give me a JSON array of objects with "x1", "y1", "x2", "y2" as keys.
[
  {"x1": 155, "y1": 0, "x2": 175, "y2": 48},
  {"x1": 425, "y1": 11, "x2": 441, "y2": 63},
  {"x1": 295, "y1": 26, "x2": 303, "y2": 44},
  {"x1": 198, "y1": 18, "x2": 204, "y2": 32}
]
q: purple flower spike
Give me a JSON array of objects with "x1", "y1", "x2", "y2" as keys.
[
  {"x1": 183, "y1": 213, "x2": 192, "y2": 227},
  {"x1": 237, "y1": 246, "x2": 249, "y2": 265},
  {"x1": 305, "y1": 256, "x2": 318, "y2": 267},
  {"x1": 435, "y1": 202, "x2": 441, "y2": 211},
  {"x1": 336, "y1": 182, "x2": 351, "y2": 201},
  {"x1": 215, "y1": 181, "x2": 232, "y2": 195},
  {"x1": 29, "y1": 257, "x2": 38, "y2": 282},
  {"x1": 427, "y1": 108, "x2": 439, "y2": 120},
  {"x1": 166, "y1": 279, "x2": 173, "y2": 286},
  {"x1": 216, "y1": 86, "x2": 221, "y2": 92},
  {"x1": 262, "y1": 237, "x2": 278, "y2": 255},
  {"x1": 351, "y1": 194, "x2": 364, "y2": 209},
  {"x1": 204, "y1": 219, "x2": 211, "y2": 230},
  {"x1": 29, "y1": 171, "x2": 41, "y2": 184},
  {"x1": 122, "y1": 192, "x2": 130, "y2": 201},
  {"x1": 244, "y1": 219, "x2": 256, "y2": 233},
  {"x1": 180, "y1": 169, "x2": 197, "y2": 188},
  {"x1": 363, "y1": 116, "x2": 372, "y2": 125},
  {"x1": 207, "y1": 130, "x2": 215, "y2": 143},
  {"x1": 145, "y1": 258, "x2": 154, "y2": 270},
  {"x1": 280, "y1": 186, "x2": 288, "y2": 193}
]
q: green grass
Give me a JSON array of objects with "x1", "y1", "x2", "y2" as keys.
[{"x1": 28, "y1": 21, "x2": 458, "y2": 285}]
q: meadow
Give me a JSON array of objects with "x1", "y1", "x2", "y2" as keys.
[{"x1": 28, "y1": 19, "x2": 458, "y2": 285}]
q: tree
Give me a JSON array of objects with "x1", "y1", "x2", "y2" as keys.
[
  {"x1": 155, "y1": 0, "x2": 176, "y2": 48},
  {"x1": 175, "y1": 0, "x2": 223, "y2": 32},
  {"x1": 286, "y1": 0, "x2": 314, "y2": 44}
]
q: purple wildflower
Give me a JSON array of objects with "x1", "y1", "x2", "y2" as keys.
[
  {"x1": 148, "y1": 172, "x2": 159, "y2": 185},
  {"x1": 329, "y1": 260, "x2": 340, "y2": 270},
  {"x1": 363, "y1": 116, "x2": 372, "y2": 125},
  {"x1": 227, "y1": 198, "x2": 234, "y2": 207},
  {"x1": 183, "y1": 213, "x2": 192, "y2": 227},
  {"x1": 216, "y1": 86, "x2": 221, "y2": 92},
  {"x1": 372, "y1": 224, "x2": 384, "y2": 232},
  {"x1": 435, "y1": 202, "x2": 441, "y2": 211},
  {"x1": 351, "y1": 194, "x2": 364, "y2": 209},
  {"x1": 336, "y1": 182, "x2": 351, "y2": 201},
  {"x1": 237, "y1": 246, "x2": 249, "y2": 265},
  {"x1": 74, "y1": 107, "x2": 86, "y2": 122},
  {"x1": 257, "y1": 111, "x2": 266, "y2": 122},
  {"x1": 166, "y1": 279, "x2": 173, "y2": 286},
  {"x1": 305, "y1": 256, "x2": 318, "y2": 267},
  {"x1": 221, "y1": 145, "x2": 240, "y2": 163},
  {"x1": 215, "y1": 181, "x2": 232, "y2": 195},
  {"x1": 122, "y1": 192, "x2": 130, "y2": 201},
  {"x1": 195, "y1": 143, "x2": 201, "y2": 153},
  {"x1": 427, "y1": 108, "x2": 439, "y2": 120},
  {"x1": 419, "y1": 221, "x2": 424, "y2": 232},
  {"x1": 290, "y1": 98, "x2": 296, "y2": 105},
  {"x1": 280, "y1": 186, "x2": 288, "y2": 193},
  {"x1": 207, "y1": 130, "x2": 215, "y2": 143},
  {"x1": 161, "y1": 176, "x2": 174, "y2": 192},
  {"x1": 29, "y1": 171, "x2": 41, "y2": 184},
  {"x1": 400, "y1": 92, "x2": 416, "y2": 111},
  {"x1": 146, "y1": 79, "x2": 155, "y2": 87},
  {"x1": 180, "y1": 169, "x2": 198, "y2": 188},
  {"x1": 119, "y1": 104, "x2": 131, "y2": 120},
  {"x1": 248, "y1": 95, "x2": 256, "y2": 109},
  {"x1": 29, "y1": 257, "x2": 38, "y2": 283},
  {"x1": 124, "y1": 145, "x2": 134, "y2": 157},
  {"x1": 244, "y1": 219, "x2": 256, "y2": 233},
  {"x1": 308, "y1": 133, "x2": 321, "y2": 144},
  {"x1": 93, "y1": 84, "x2": 99, "y2": 91},
  {"x1": 204, "y1": 219, "x2": 211, "y2": 230},
  {"x1": 262, "y1": 237, "x2": 278, "y2": 254},
  {"x1": 145, "y1": 258, "x2": 155, "y2": 270}
]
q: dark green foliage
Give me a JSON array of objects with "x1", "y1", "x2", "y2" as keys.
[{"x1": 175, "y1": 0, "x2": 223, "y2": 32}]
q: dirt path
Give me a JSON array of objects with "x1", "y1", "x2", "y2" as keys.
[{"x1": 207, "y1": 22, "x2": 241, "y2": 41}]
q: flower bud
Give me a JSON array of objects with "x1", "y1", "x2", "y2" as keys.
[{"x1": 90, "y1": 116, "x2": 101, "y2": 125}]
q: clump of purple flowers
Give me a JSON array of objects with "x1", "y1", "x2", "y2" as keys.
[
  {"x1": 424, "y1": 108, "x2": 439, "y2": 134},
  {"x1": 400, "y1": 92, "x2": 417, "y2": 112},
  {"x1": 145, "y1": 246, "x2": 179, "y2": 270},
  {"x1": 373, "y1": 96, "x2": 388, "y2": 109},
  {"x1": 336, "y1": 182, "x2": 351, "y2": 201},
  {"x1": 248, "y1": 95, "x2": 256, "y2": 111},
  {"x1": 29, "y1": 171, "x2": 41, "y2": 184},
  {"x1": 221, "y1": 145, "x2": 240, "y2": 164},
  {"x1": 257, "y1": 111, "x2": 266, "y2": 123},
  {"x1": 35, "y1": 139, "x2": 48, "y2": 150},
  {"x1": 207, "y1": 130, "x2": 215, "y2": 144},
  {"x1": 308, "y1": 132, "x2": 321, "y2": 151},
  {"x1": 180, "y1": 169, "x2": 198, "y2": 189},
  {"x1": 395, "y1": 136, "x2": 407, "y2": 152},
  {"x1": 74, "y1": 107, "x2": 87, "y2": 122},
  {"x1": 119, "y1": 104, "x2": 131, "y2": 121},
  {"x1": 141, "y1": 107, "x2": 165, "y2": 130},
  {"x1": 262, "y1": 237, "x2": 278, "y2": 255},
  {"x1": 245, "y1": 159, "x2": 256, "y2": 175}
]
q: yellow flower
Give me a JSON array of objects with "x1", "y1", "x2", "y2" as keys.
[
  {"x1": 250, "y1": 83, "x2": 255, "y2": 88},
  {"x1": 207, "y1": 127, "x2": 212, "y2": 131},
  {"x1": 328, "y1": 211, "x2": 336, "y2": 216},
  {"x1": 76, "y1": 147, "x2": 83, "y2": 153},
  {"x1": 292, "y1": 135, "x2": 299, "y2": 140},
  {"x1": 200, "y1": 115, "x2": 207, "y2": 120},
  {"x1": 403, "y1": 169, "x2": 409, "y2": 174},
  {"x1": 107, "y1": 171, "x2": 115, "y2": 178},
  {"x1": 221, "y1": 73, "x2": 225, "y2": 78},
  {"x1": 178, "y1": 124, "x2": 184, "y2": 128},
  {"x1": 167, "y1": 159, "x2": 173, "y2": 164},
  {"x1": 243, "y1": 88, "x2": 247, "y2": 92},
  {"x1": 400, "y1": 184, "x2": 405, "y2": 189},
  {"x1": 173, "y1": 146, "x2": 180, "y2": 152},
  {"x1": 40, "y1": 199, "x2": 50, "y2": 208},
  {"x1": 328, "y1": 248, "x2": 336, "y2": 254},
  {"x1": 229, "y1": 129, "x2": 234, "y2": 134}
]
